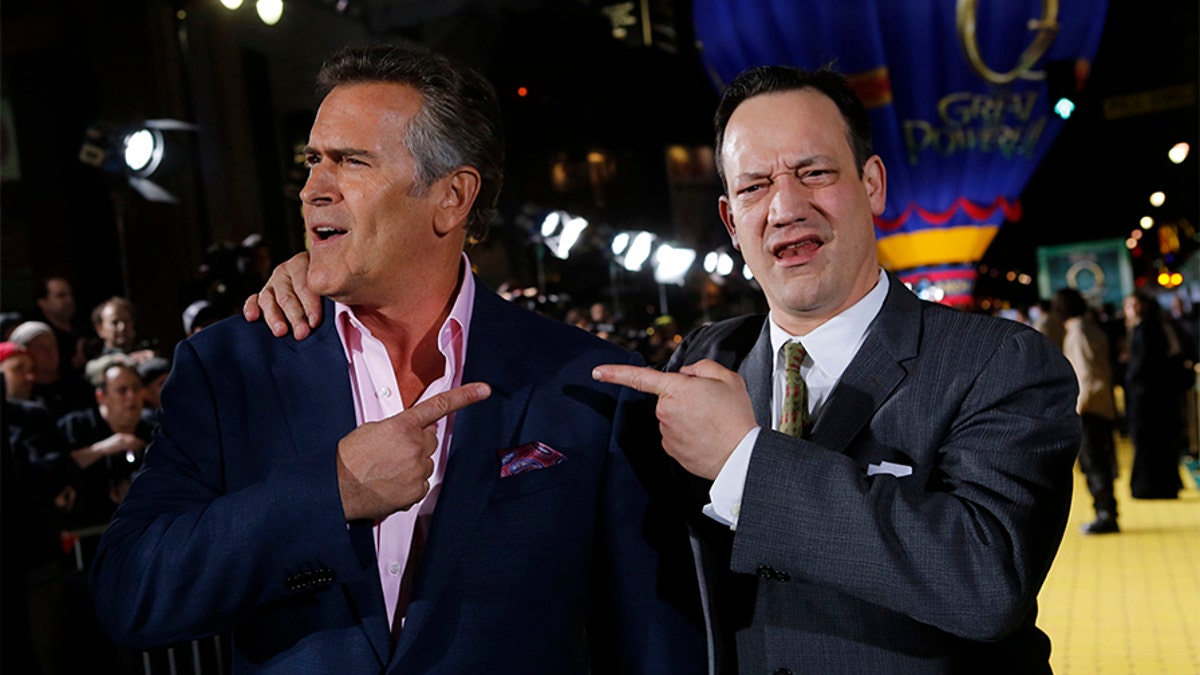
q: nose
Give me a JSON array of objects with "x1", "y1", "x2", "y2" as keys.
[
  {"x1": 300, "y1": 162, "x2": 338, "y2": 206},
  {"x1": 768, "y1": 174, "x2": 814, "y2": 228}
]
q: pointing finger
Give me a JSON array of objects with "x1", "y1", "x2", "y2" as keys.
[
  {"x1": 678, "y1": 358, "x2": 742, "y2": 383},
  {"x1": 592, "y1": 364, "x2": 682, "y2": 396},
  {"x1": 405, "y1": 382, "x2": 492, "y2": 429}
]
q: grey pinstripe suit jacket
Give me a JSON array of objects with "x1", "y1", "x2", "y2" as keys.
[{"x1": 669, "y1": 273, "x2": 1080, "y2": 674}]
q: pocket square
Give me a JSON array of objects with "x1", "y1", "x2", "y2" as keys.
[
  {"x1": 498, "y1": 442, "x2": 566, "y2": 478},
  {"x1": 867, "y1": 460, "x2": 913, "y2": 478}
]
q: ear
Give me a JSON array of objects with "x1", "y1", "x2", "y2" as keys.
[
  {"x1": 433, "y1": 167, "x2": 482, "y2": 237},
  {"x1": 718, "y1": 195, "x2": 740, "y2": 250},
  {"x1": 862, "y1": 155, "x2": 887, "y2": 216}
]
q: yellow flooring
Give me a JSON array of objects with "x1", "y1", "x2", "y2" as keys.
[{"x1": 1039, "y1": 437, "x2": 1200, "y2": 674}]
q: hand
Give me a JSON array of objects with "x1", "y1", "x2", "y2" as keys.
[
  {"x1": 337, "y1": 382, "x2": 492, "y2": 521},
  {"x1": 73, "y1": 433, "x2": 147, "y2": 469},
  {"x1": 95, "y1": 433, "x2": 148, "y2": 457},
  {"x1": 593, "y1": 359, "x2": 757, "y2": 480},
  {"x1": 242, "y1": 252, "x2": 322, "y2": 340},
  {"x1": 55, "y1": 485, "x2": 77, "y2": 511}
]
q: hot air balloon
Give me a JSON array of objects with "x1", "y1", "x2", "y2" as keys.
[{"x1": 694, "y1": 0, "x2": 1108, "y2": 306}]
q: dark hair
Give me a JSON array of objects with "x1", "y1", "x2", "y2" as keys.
[
  {"x1": 91, "y1": 297, "x2": 136, "y2": 329},
  {"x1": 316, "y1": 44, "x2": 505, "y2": 242},
  {"x1": 35, "y1": 275, "x2": 70, "y2": 301},
  {"x1": 1052, "y1": 287, "x2": 1088, "y2": 319},
  {"x1": 713, "y1": 65, "x2": 873, "y2": 193}
]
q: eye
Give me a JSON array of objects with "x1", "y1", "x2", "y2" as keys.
[
  {"x1": 344, "y1": 156, "x2": 368, "y2": 167},
  {"x1": 737, "y1": 182, "x2": 766, "y2": 196},
  {"x1": 800, "y1": 168, "x2": 837, "y2": 186},
  {"x1": 304, "y1": 154, "x2": 320, "y2": 168}
]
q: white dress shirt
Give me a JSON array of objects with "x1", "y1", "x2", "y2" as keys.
[{"x1": 704, "y1": 269, "x2": 889, "y2": 528}]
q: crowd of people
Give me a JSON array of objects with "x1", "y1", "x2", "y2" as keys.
[
  {"x1": 1028, "y1": 288, "x2": 1198, "y2": 526},
  {"x1": 1, "y1": 243, "x2": 263, "y2": 673}
]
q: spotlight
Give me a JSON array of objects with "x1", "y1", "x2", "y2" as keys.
[
  {"x1": 122, "y1": 128, "x2": 163, "y2": 176},
  {"x1": 652, "y1": 243, "x2": 696, "y2": 285},
  {"x1": 539, "y1": 211, "x2": 587, "y2": 260},
  {"x1": 613, "y1": 231, "x2": 655, "y2": 272},
  {"x1": 256, "y1": 0, "x2": 283, "y2": 25}
]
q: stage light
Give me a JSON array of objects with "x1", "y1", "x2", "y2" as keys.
[
  {"x1": 122, "y1": 128, "x2": 163, "y2": 175},
  {"x1": 742, "y1": 264, "x2": 754, "y2": 280},
  {"x1": 220, "y1": 0, "x2": 243, "y2": 9},
  {"x1": 704, "y1": 251, "x2": 735, "y2": 276},
  {"x1": 652, "y1": 244, "x2": 696, "y2": 285},
  {"x1": 1168, "y1": 143, "x2": 1189, "y2": 164},
  {"x1": 1150, "y1": 191, "x2": 1165, "y2": 207},
  {"x1": 611, "y1": 230, "x2": 658, "y2": 273},
  {"x1": 1140, "y1": 216, "x2": 1154, "y2": 229},
  {"x1": 540, "y1": 211, "x2": 587, "y2": 260},
  {"x1": 256, "y1": 0, "x2": 283, "y2": 25}
]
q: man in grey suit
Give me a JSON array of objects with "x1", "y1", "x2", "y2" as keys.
[{"x1": 594, "y1": 66, "x2": 1080, "y2": 673}]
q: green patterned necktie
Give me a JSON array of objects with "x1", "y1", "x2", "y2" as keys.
[{"x1": 779, "y1": 341, "x2": 809, "y2": 436}]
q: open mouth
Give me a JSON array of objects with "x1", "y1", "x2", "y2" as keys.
[
  {"x1": 313, "y1": 226, "x2": 348, "y2": 242},
  {"x1": 775, "y1": 237, "x2": 821, "y2": 260}
]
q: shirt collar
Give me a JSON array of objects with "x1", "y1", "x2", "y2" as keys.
[
  {"x1": 768, "y1": 268, "x2": 888, "y2": 379},
  {"x1": 334, "y1": 251, "x2": 476, "y2": 363}
]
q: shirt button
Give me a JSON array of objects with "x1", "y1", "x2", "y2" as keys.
[
  {"x1": 388, "y1": 562, "x2": 401, "y2": 576},
  {"x1": 731, "y1": 504, "x2": 741, "y2": 519},
  {"x1": 379, "y1": 387, "x2": 392, "y2": 399}
]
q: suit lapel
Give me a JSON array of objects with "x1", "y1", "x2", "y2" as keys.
[
  {"x1": 393, "y1": 285, "x2": 532, "y2": 660},
  {"x1": 269, "y1": 299, "x2": 392, "y2": 667},
  {"x1": 734, "y1": 320, "x2": 774, "y2": 429},
  {"x1": 808, "y1": 274, "x2": 921, "y2": 453}
]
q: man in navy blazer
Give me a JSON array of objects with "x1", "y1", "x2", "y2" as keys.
[
  {"x1": 594, "y1": 67, "x2": 1080, "y2": 673},
  {"x1": 89, "y1": 45, "x2": 704, "y2": 674}
]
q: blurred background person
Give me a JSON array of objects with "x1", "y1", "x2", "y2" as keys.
[
  {"x1": 1055, "y1": 288, "x2": 1120, "y2": 534},
  {"x1": 1122, "y1": 292, "x2": 1183, "y2": 499},
  {"x1": 8, "y1": 321, "x2": 93, "y2": 420},
  {"x1": 88, "y1": 297, "x2": 157, "y2": 364},
  {"x1": 1, "y1": 342, "x2": 37, "y2": 402},
  {"x1": 3, "y1": 361, "x2": 76, "y2": 675},
  {"x1": 136, "y1": 356, "x2": 171, "y2": 423},
  {"x1": 181, "y1": 298, "x2": 222, "y2": 337},
  {"x1": 58, "y1": 354, "x2": 151, "y2": 535},
  {"x1": 34, "y1": 276, "x2": 88, "y2": 380}
]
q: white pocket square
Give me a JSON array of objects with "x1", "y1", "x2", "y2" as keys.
[{"x1": 867, "y1": 461, "x2": 913, "y2": 478}]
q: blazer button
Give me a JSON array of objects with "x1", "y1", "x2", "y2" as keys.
[
  {"x1": 773, "y1": 669, "x2": 794, "y2": 675},
  {"x1": 757, "y1": 564, "x2": 791, "y2": 582}
]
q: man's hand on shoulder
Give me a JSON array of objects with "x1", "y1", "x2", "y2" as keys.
[{"x1": 242, "y1": 252, "x2": 323, "y2": 340}]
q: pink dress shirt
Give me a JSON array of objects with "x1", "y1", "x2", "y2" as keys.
[{"x1": 333, "y1": 256, "x2": 474, "y2": 633}]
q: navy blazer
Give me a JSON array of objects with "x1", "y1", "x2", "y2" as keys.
[
  {"x1": 670, "y1": 274, "x2": 1080, "y2": 674},
  {"x1": 90, "y1": 285, "x2": 706, "y2": 674}
]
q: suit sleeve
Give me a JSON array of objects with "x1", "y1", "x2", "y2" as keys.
[
  {"x1": 88, "y1": 338, "x2": 366, "y2": 648},
  {"x1": 588, "y1": 349, "x2": 708, "y2": 674},
  {"x1": 731, "y1": 327, "x2": 1080, "y2": 641}
]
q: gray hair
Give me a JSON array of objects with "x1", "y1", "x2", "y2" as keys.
[{"x1": 316, "y1": 44, "x2": 505, "y2": 242}]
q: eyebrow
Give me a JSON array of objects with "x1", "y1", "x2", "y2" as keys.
[
  {"x1": 734, "y1": 155, "x2": 837, "y2": 182},
  {"x1": 302, "y1": 146, "x2": 375, "y2": 159}
]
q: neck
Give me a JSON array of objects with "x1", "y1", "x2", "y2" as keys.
[
  {"x1": 46, "y1": 316, "x2": 71, "y2": 332},
  {"x1": 353, "y1": 266, "x2": 463, "y2": 407},
  {"x1": 102, "y1": 408, "x2": 137, "y2": 434}
]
